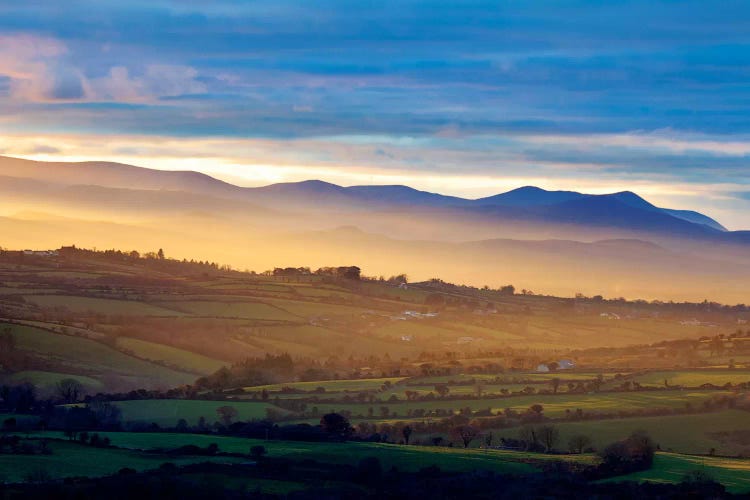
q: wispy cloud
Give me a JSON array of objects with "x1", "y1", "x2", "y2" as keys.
[{"x1": 1, "y1": 1, "x2": 750, "y2": 228}]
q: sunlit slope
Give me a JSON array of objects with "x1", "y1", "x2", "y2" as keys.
[
  {"x1": 1, "y1": 253, "x2": 744, "y2": 394},
  {"x1": 1, "y1": 213, "x2": 749, "y2": 302}
]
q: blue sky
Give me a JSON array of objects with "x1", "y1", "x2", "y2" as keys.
[{"x1": 1, "y1": 1, "x2": 750, "y2": 228}]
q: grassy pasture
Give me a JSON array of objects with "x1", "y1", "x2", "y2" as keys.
[
  {"x1": 382, "y1": 384, "x2": 530, "y2": 399},
  {"x1": 632, "y1": 370, "x2": 750, "y2": 387},
  {"x1": 3, "y1": 370, "x2": 104, "y2": 394},
  {"x1": 289, "y1": 285, "x2": 361, "y2": 300},
  {"x1": 311, "y1": 390, "x2": 732, "y2": 420},
  {"x1": 23, "y1": 295, "x2": 184, "y2": 316},
  {"x1": 608, "y1": 453, "x2": 750, "y2": 494},
  {"x1": 29, "y1": 431, "x2": 749, "y2": 492},
  {"x1": 235, "y1": 336, "x2": 323, "y2": 358},
  {"x1": 244, "y1": 377, "x2": 406, "y2": 393},
  {"x1": 443, "y1": 322, "x2": 525, "y2": 342},
  {"x1": 0, "y1": 287, "x2": 62, "y2": 294},
  {"x1": 110, "y1": 399, "x2": 284, "y2": 426},
  {"x1": 491, "y1": 410, "x2": 750, "y2": 456},
  {"x1": 116, "y1": 337, "x2": 227, "y2": 375},
  {"x1": 516, "y1": 315, "x2": 716, "y2": 349},
  {"x1": 409, "y1": 373, "x2": 606, "y2": 385},
  {"x1": 264, "y1": 298, "x2": 375, "y2": 318},
  {"x1": 3, "y1": 322, "x2": 194, "y2": 388},
  {"x1": 374, "y1": 320, "x2": 464, "y2": 341},
  {"x1": 253, "y1": 323, "x2": 419, "y2": 358},
  {"x1": 35, "y1": 271, "x2": 109, "y2": 279},
  {"x1": 27, "y1": 432, "x2": 543, "y2": 475},
  {"x1": 165, "y1": 300, "x2": 296, "y2": 321},
  {"x1": 0, "y1": 439, "x2": 244, "y2": 483}
]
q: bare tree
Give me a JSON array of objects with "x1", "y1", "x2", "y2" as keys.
[
  {"x1": 519, "y1": 425, "x2": 539, "y2": 451},
  {"x1": 568, "y1": 434, "x2": 592, "y2": 454},
  {"x1": 451, "y1": 425, "x2": 480, "y2": 448},
  {"x1": 485, "y1": 431, "x2": 493, "y2": 447},
  {"x1": 550, "y1": 378, "x2": 561, "y2": 394},
  {"x1": 402, "y1": 425, "x2": 413, "y2": 445},
  {"x1": 56, "y1": 379, "x2": 83, "y2": 404},
  {"x1": 538, "y1": 425, "x2": 560, "y2": 453},
  {"x1": 216, "y1": 405, "x2": 238, "y2": 426}
]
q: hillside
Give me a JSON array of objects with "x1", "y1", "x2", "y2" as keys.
[{"x1": 1, "y1": 246, "x2": 748, "y2": 393}]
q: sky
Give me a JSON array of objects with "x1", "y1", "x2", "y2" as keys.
[{"x1": 1, "y1": 1, "x2": 750, "y2": 229}]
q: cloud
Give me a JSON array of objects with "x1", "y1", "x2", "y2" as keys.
[
  {"x1": 0, "y1": 33, "x2": 79, "y2": 101},
  {"x1": 49, "y1": 65, "x2": 86, "y2": 99},
  {"x1": 2, "y1": 2, "x2": 750, "y2": 228},
  {"x1": 93, "y1": 64, "x2": 206, "y2": 102}
]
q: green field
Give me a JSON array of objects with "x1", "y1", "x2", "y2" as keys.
[
  {"x1": 3, "y1": 370, "x2": 104, "y2": 394},
  {"x1": 492, "y1": 410, "x2": 750, "y2": 456},
  {"x1": 20, "y1": 431, "x2": 750, "y2": 492},
  {"x1": 265, "y1": 298, "x2": 374, "y2": 318},
  {"x1": 26, "y1": 432, "x2": 549, "y2": 474},
  {"x1": 3, "y1": 322, "x2": 195, "y2": 388},
  {"x1": 383, "y1": 384, "x2": 530, "y2": 399},
  {"x1": 117, "y1": 337, "x2": 227, "y2": 375},
  {"x1": 632, "y1": 370, "x2": 750, "y2": 387},
  {"x1": 0, "y1": 440, "x2": 243, "y2": 483},
  {"x1": 163, "y1": 300, "x2": 296, "y2": 321},
  {"x1": 409, "y1": 373, "x2": 607, "y2": 384},
  {"x1": 24, "y1": 295, "x2": 184, "y2": 316},
  {"x1": 607, "y1": 453, "x2": 750, "y2": 494},
  {"x1": 110, "y1": 399, "x2": 285, "y2": 426},
  {"x1": 245, "y1": 377, "x2": 406, "y2": 393},
  {"x1": 373, "y1": 321, "x2": 463, "y2": 341},
  {"x1": 310, "y1": 390, "x2": 731, "y2": 420}
]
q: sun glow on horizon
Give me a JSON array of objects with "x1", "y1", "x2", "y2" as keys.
[{"x1": 3, "y1": 132, "x2": 748, "y2": 230}]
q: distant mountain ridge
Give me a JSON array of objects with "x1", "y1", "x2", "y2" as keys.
[{"x1": 0, "y1": 155, "x2": 732, "y2": 237}]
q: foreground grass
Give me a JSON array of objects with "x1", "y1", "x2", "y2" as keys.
[
  {"x1": 605, "y1": 453, "x2": 750, "y2": 494},
  {"x1": 28, "y1": 431, "x2": 547, "y2": 475},
  {"x1": 12, "y1": 432, "x2": 750, "y2": 492},
  {"x1": 0, "y1": 440, "x2": 243, "y2": 483},
  {"x1": 181, "y1": 474, "x2": 308, "y2": 495}
]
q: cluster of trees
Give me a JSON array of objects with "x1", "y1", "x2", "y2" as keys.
[
  {"x1": 195, "y1": 353, "x2": 295, "y2": 389},
  {"x1": 597, "y1": 431, "x2": 656, "y2": 475},
  {"x1": 66, "y1": 431, "x2": 112, "y2": 448},
  {"x1": 0, "y1": 383, "x2": 40, "y2": 413},
  {"x1": 0, "y1": 435, "x2": 51, "y2": 455},
  {"x1": 1, "y1": 378, "x2": 97, "y2": 413},
  {"x1": 52, "y1": 246, "x2": 230, "y2": 273},
  {"x1": 270, "y1": 266, "x2": 362, "y2": 280}
]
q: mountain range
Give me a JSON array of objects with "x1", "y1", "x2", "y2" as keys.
[
  {"x1": 1, "y1": 155, "x2": 748, "y2": 302},
  {"x1": 0, "y1": 155, "x2": 733, "y2": 234}
]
